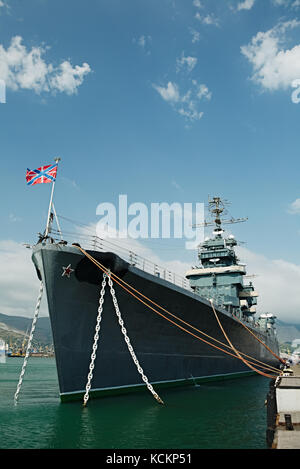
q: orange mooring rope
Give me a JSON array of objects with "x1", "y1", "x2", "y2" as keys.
[
  {"x1": 76, "y1": 246, "x2": 281, "y2": 378},
  {"x1": 232, "y1": 313, "x2": 285, "y2": 364},
  {"x1": 209, "y1": 300, "x2": 279, "y2": 379}
]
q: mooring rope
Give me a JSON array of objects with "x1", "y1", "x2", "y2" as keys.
[
  {"x1": 232, "y1": 312, "x2": 285, "y2": 364},
  {"x1": 76, "y1": 247, "x2": 281, "y2": 377},
  {"x1": 14, "y1": 281, "x2": 44, "y2": 403},
  {"x1": 209, "y1": 299, "x2": 278, "y2": 379}
]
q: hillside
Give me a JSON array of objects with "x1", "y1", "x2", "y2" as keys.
[
  {"x1": 0, "y1": 312, "x2": 299, "y2": 348},
  {"x1": 0, "y1": 313, "x2": 52, "y2": 347},
  {"x1": 276, "y1": 320, "x2": 300, "y2": 344}
]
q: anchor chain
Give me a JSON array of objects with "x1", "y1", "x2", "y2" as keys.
[
  {"x1": 14, "y1": 281, "x2": 44, "y2": 403},
  {"x1": 107, "y1": 275, "x2": 164, "y2": 405},
  {"x1": 83, "y1": 273, "x2": 107, "y2": 407},
  {"x1": 83, "y1": 271, "x2": 164, "y2": 406}
]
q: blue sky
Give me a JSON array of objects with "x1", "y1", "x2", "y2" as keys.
[{"x1": 1, "y1": 0, "x2": 300, "y2": 322}]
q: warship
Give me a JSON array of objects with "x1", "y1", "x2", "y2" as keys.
[{"x1": 31, "y1": 195, "x2": 282, "y2": 403}]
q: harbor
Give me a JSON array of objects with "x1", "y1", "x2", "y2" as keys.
[
  {"x1": 1, "y1": 339, "x2": 54, "y2": 358},
  {"x1": 267, "y1": 365, "x2": 300, "y2": 449}
]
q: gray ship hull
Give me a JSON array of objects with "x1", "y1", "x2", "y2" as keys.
[{"x1": 32, "y1": 243, "x2": 280, "y2": 402}]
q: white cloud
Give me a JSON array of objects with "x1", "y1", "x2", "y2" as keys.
[
  {"x1": 61, "y1": 176, "x2": 79, "y2": 190},
  {"x1": 241, "y1": 20, "x2": 300, "y2": 91},
  {"x1": 189, "y1": 28, "x2": 201, "y2": 43},
  {"x1": 9, "y1": 213, "x2": 22, "y2": 223},
  {"x1": 0, "y1": 36, "x2": 91, "y2": 96},
  {"x1": 288, "y1": 198, "x2": 300, "y2": 214},
  {"x1": 176, "y1": 53, "x2": 197, "y2": 73},
  {"x1": 237, "y1": 246, "x2": 300, "y2": 323},
  {"x1": 137, "y1": 36, "x2": 146, "y2": 48},
  {"x1": 177, "y1": 107, "x2": 204, "y2": 121},
  {"x1": 153, "y1": 79, "x2": 211, "y2": 122},
  {"x1": 237, "y1": 0, "x2": 256, "y2": 11},
  {"x1": 193, "y1": 0, "x2": 203, "y2": 8},
  {"x1": 195, "y1": 12, "x2": 219, "y2": 26},
  {"x1": 153, "y1": 81, "x2": 180, "y2": 103},
  {"x1": 133, "y1": 35, "x2": 152, "y2": 54},
  {"x1": 272, "y1": 0, "x2": 289, "y2": 5},
  {"x1": 0, "y1": 0, "x2": 9, "y2": 12},
  {"x1": 193, "y1": 80, "x2": 212, "y2": 100},
  {"x1": 171, "y1": 180, "x2": 183, "y2": 191},
  {"x1": 271, "y1": 0, "x2": 300, "y2": 7},
  {"x1": 0, "y1": 240, "x2": 47, "y2": 317},
  {"x1": 49, "y1": 61, "x2": 91, "y2": 95}
]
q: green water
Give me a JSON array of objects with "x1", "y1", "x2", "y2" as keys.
[{"x1": 0, "y1": 357, "x2": 270, "y2": 449}]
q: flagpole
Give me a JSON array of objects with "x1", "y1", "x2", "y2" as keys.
[
  {"x1": 52, "y1": 203, "x2": 63, "y2": 240},
  {"x1": 45, "y1": 157, "x2": 61, "y2": 238}
]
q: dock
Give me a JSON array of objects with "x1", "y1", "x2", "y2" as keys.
[{"x1": 266, "y1": 365, "x2": 300, "y2": 449}]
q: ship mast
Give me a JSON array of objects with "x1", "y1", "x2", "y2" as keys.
[
  {"x1": 193, "y1": 196, "x2": 248, "y2": 234},
  {"x1": 208, "y1": 197, "x2": 225, "y2": 234}
]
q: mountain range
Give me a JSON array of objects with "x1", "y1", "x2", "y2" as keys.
[
  {"x1": 0, "y1": 312, "x2": 299, "y2": 347},
  {"x1": 0, "y1": 312, "x2": 53, "y2": 346}
]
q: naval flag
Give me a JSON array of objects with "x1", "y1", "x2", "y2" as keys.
[{"x1": 26, "y1": 164, "x2": 58, "y2": 186}]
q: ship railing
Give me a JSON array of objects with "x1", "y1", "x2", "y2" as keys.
[{"x1": 51, "y1": 229, "x2": 192, "y2": 292}]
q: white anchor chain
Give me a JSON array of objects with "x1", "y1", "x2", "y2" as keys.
[
  {"x1": 83, "y1": 273, "x2": 107, "y2": 407},
  {"x1": 83, "y1": 271, "x2": 164, "y2": 406},
  {"x1": 14, "y1": 281, "x2": 44, "y2": 403},
  {"x1": 107, "y1": 275, "x2": 164, "y2": 405}
]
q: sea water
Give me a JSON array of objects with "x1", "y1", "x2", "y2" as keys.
[{"x1": 0, "y1": 357, "x2": 270, "y2": 450}]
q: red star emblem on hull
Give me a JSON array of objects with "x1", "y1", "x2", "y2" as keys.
[{"x1": 62, "y1": 264, "x2": 74, "y2": 278}]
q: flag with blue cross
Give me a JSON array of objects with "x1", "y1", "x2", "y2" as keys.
[{"x1": 26, "y1": 163, "x2": 58, "y2": 186}]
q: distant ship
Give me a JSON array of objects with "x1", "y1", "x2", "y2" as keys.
[{"x1": 31, "y1": 196, "x2": 281, "y2": 403}]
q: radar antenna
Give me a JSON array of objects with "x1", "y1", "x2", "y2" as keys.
[{"x1": 193, "y1": 196, "x2": 248, "y2": 232}]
